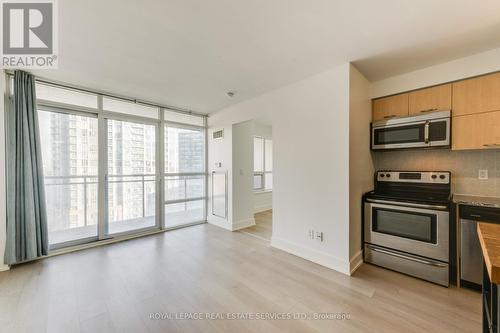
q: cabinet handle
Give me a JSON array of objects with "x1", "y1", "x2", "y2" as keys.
[
  {"x1": 384, "y1": 115, "x2": 397, "y2": 119},
  {"x1": 420, "y1": 108, "x2": 438, "y2": 113},
  {"x1": 483, "y1": 143, "x2": 500, "y2": 147}
]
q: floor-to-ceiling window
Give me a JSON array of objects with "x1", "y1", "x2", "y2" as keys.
[
  {"x1": 106, "y1": 119, "x2": 157, "y2": 235},
  {"x1": 164, "y1": 112, "x2": 206, "y2": 228},
  {"x1": 24, "y1": 79, "x2": 207, "y2": 249},
  {"x1": 39, "y1": 109, "x2": 99, "y2": 246}
]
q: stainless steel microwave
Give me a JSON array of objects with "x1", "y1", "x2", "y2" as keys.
[{"x1": 371, "y1": 110, "x2": 451, "y2": 151}]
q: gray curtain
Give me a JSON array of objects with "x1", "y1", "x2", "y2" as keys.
[{"x1": 4, "y1": 70, "x2": 48, "y2": 265}]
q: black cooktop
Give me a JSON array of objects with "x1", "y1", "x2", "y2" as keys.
[
  {"x1": 366, "y1": 171, "x2": 452, "y2": 205},
  {"x1": 365, "y1": 190, "x2": 452, "y2": 205}
]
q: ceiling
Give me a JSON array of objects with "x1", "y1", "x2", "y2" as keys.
[{"x1": 32, "y1": 0, "x2": 500, "y2": 113}]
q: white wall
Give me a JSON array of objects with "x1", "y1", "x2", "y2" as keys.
[
  {"x1": 231, "y1": 120, "x2": 256, "y2": 229},
  {"x1": 254, "y1": 121, "x2": 272, "y2": 139},
  {"x1": 371, "y1": 47, "x2": 500, "y2": 98},
  {"x1": 209, "y1": 63, "x2": 352, "y2": 274},
  {"x1": 0, "y1": 71, "x2": 8, "y2": 271},
  {"x1": 348, "y1": 65, "x2": 373, "y2": 273},
  {"x1": 207, "y1": 125, "x2": 233, "y2": 230}
]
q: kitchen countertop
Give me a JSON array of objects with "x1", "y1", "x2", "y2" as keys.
[
  {"x1": 477, "y1": 222, "x2": 500, "y2": 284},
  {"x1": 453, "y1": 194, "x2": 500, "y2": 208}
]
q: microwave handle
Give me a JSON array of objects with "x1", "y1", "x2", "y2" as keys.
[{"x1": 424, "y1": 120, "x2": 430, "y2": 144}]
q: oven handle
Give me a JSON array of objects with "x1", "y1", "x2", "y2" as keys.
[
  {"x1": 366, "y1": 245, "x2": 448, "y2": 268},
  {"x1": 365, "y1": 198, "x2": 448, "y2": 210}
]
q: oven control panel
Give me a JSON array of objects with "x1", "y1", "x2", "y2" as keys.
[{"x1": 377, "y1": 171, "x2": 450, "y2": 184}]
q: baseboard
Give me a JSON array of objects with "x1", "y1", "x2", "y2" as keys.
[
  {"x1": 254, "y1": 205, "x2": 272, "y2": 214},
  {"x1": 208, "y1": 216, "x2": 256, "y2": 231},
  {"x1": 0, "y1": 264, "x2": 10, "y2": 272},
  {"x1": 232, "y1": 217, "x2": 256, "y2": 231},
  {"x1": 349, "y1": 250, "x2": 363, "y2": 275},
  {"x1": 270, "y1": 236, "x2": 350, "y2": 275},
  {"x1": 207, "y1": 217, "x2": 233, "y2": 231}
]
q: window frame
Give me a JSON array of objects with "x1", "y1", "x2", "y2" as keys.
[
  {"x1": 253, "y1": 136, "x2": 272, "y2": 192},
  {"x1": 37, "y1": 105, "x2": 100, "y2": 250},
  {"x1": 104, "y1": 116, "x2": 160, "y2": 238},
  {"x1": 9, "y1": 76, "x2": 209, "y2": 250},
  {"x1": 164, "y1": 120, "x2": 207, "y2": 228}
]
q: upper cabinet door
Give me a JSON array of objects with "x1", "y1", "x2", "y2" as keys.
[
  {"x1": 452, "y1": 114, "x2": 481, "y2": 150},
  {"x1": 372, "y1": 93, "x2": 409, "y2": 121},
  {"x1": 453, "y1": 72, "x2": 500, "y2": 116},
  {"x1": 480, "y1": 111, "x2": 500, "y2": 149},
  {"x1": 408, "y1": 84, "x2": 452, "y2": 116},
  {"x1": 452, "y1": 110, "x2": 500, "y2": 150}
]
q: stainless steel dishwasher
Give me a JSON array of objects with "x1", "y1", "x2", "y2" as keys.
[{"x1": 459, "y1": 205, "x2": 500, "y2": 290}]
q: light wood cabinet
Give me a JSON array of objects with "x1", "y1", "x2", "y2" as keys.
[
  {"x1": 372, "y1": 93, "x2": 409, "y2": 121},
  {"x1": 408, "y1": 84, "x2": 451, "y2": 116},
  {"x1": 452, "y1": 115, "x2": 480, "y2": 150},
  {"x1": 481, "y1": 111, "x2": 500, "y2": 149},
  {"x1": 453, "y1": 72, "x2": 500, "y2": 116},
  {"x1": 452, "y1": 111, "x2": 500, "y2": 150},
  {"x1": 371, "y1": 72, "x2": 500, "y2": 150}
]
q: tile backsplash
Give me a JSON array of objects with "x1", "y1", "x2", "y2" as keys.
[{"x1": 374, "y1": 149, "x2": 500, "y2": 197}]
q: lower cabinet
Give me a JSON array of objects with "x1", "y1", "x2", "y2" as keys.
[{"x1": 452, "y1": 111, "x2": 500, "y2": 150}]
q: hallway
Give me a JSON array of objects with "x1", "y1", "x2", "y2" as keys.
[{"x1": 240, "y1": 210, "x2": 272, "y2": 241}]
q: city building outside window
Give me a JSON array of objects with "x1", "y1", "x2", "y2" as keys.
[{"x1": 27, "y1": 80, "x2": 207, "y2": 249}]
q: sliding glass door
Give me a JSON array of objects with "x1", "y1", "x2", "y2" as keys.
[
  {"x1": 106, "y1": 119, "x2": 157, "y2": 235},
  {"x1": 164, "y1": 124, "x2": 206, "y2": 228},
  {"x1": 31, "y1": 81, "x2": 207, "y2": 250},
  {"x1": 38, "y1": 109, "x2": 99, "y2": 247}
]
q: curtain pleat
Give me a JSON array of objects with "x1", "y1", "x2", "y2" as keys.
[{"x1": 4, "y1": 70, "x2": 48, "y2": 265}]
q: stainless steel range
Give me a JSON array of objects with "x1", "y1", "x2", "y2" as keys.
[{"x1": 363, "y1": 171, "x2": 452, "y2": 286}]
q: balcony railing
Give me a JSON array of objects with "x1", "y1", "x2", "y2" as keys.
[
  {"x1": 164, "y1": 173, "x2": 206, "y2": 210},
  {"x1": 45, "y1": 173, "x2": 206, "y2": 227},
  {"x1": 108, "y1": 174, "x2": 156, "y2": 219},
  {"x1": 44, "y1": 175, "x2": 98, "y2": 227}
]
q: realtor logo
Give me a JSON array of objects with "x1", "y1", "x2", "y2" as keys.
[{"x1": 1, "y1": 0, "x2": 58, "y2": 68}]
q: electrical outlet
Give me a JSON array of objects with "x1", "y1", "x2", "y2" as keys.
[
  {"x1": 308, "y1": 230, "x2": 314, "y2": 240},
  {"x1": 308, "y1": 230, "x2": 323, "y2": 242},
  {"x1": 479, "y1": 169, "x2": 489, "y2": 180}
]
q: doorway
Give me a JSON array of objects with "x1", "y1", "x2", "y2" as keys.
[{"x1": 241, "y1": 120, "x2": 273, "y2": 241}]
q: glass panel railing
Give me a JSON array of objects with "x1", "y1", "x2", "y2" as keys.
[
  {"x1": 45, "y1": 175, "x2": 98, "y2": 245},
  {"x1": 164, "y1": 174, "x2": 205, "y2": 228},
  {"x1": 107, "y1": 174, "x2": 156, "y2": 234}
]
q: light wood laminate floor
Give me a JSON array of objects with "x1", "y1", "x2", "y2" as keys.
[
  {"x1": 240, "y1": 210, "x2": 272, "y2": 241},
  {"x1": 0, "y1": 223, "x2": 480, "y2": 333}
]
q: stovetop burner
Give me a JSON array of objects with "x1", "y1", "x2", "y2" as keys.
[{"x1": 366, "y1": 170, "x2": 452, "y2": 205}]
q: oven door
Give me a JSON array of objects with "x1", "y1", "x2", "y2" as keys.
[
  {"x1": 371, "y1": 117, "x2": 450, "y2": 150},
  {"x1": 364, "y1": 199, "x2": 449, "y2": 262}
]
